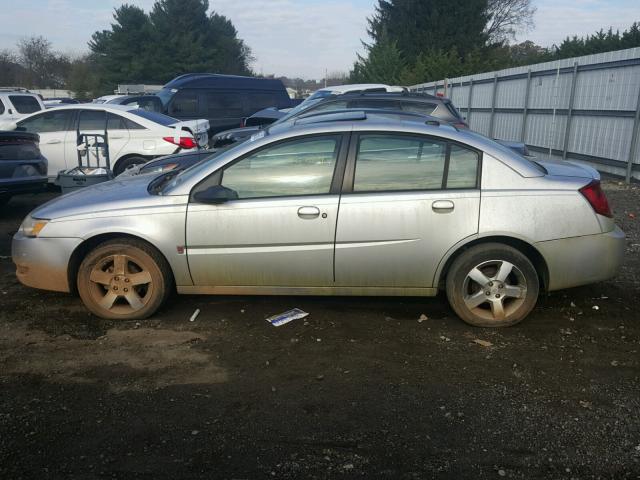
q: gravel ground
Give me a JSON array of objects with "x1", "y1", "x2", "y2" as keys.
[{"x1": 0, "y1": 180, "x2": 639, "y2": 479}]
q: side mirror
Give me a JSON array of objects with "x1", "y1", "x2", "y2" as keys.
[{"x1": 192, "y1": 185, "x2": 238, "y2": 204}]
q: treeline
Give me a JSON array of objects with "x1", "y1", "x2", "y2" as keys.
[
  {"x1": 0, "y1": 0, "x2": 252, "y2": 99},
  {"x1": 350, "y1": 0, "x2": 640, "y2": 84}
]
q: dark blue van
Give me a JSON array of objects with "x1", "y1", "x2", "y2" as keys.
[{"x1": 156, "y1": 74, "x2": 295, "y2": 135}]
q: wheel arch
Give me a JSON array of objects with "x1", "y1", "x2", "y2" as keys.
[
  {"x1": 435, "y1": 235, "x2": 549, "y2": 292},
  {"x1": 112, "y1": 153, "x2": 154, "y2": 175},
  {"x1": 67, "y1": 232, "x2": 175, "y2": 295}
]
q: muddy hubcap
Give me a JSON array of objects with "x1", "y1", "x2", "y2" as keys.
[
  {"x1": 89, "y1": 254, "x2": 152, "y2": 313},
  {"x1": 462, "y1": 260, "x2": 527, "y2": 322}
]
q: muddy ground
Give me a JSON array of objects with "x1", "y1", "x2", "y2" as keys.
[{"x1": 0, "y1": 181, "x2": 639, "y2": 479}]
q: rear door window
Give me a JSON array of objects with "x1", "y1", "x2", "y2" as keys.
[
  {"x1": 78, "y1": 110, "x2": 107, "y2": 131},
  {"x1": 170, "y1": 91, "x2": 198, "y2": 116},
  {"x1": 0, "y1": 99, "x2": 4, "y2": 115},
  {"x1": 17, "y1": 110, "x2": 74, "y2": 133},
  {"x1": 205, "y1": 93, "x2": 243, "y2": 118},
  {"x1": 353, "y1": 134, "x2": 446, "y2": 191},
  {"x1": 107, "y1": 113, "x2": 144, "y2": 130},
  {"x1": 9, "y1": 95, "x2": 41, "y2": 114}
]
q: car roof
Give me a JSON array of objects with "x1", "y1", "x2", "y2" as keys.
[{"x1": 163, "y1": 73, "x2": 285, "y2": 91}]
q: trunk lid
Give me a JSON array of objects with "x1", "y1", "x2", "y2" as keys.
[{"x1": 169, "y1": 119, "x2": 210, "y2": 147}]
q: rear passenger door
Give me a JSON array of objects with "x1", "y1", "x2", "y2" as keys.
[{"x1": 334, "y1": 133, "x2": 481, "y2": 288}]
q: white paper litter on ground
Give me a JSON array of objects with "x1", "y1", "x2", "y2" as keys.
[{"x1": 266, "y1": 308, "x2": 309, "y2": 327}]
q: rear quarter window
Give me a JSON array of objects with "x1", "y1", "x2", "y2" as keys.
[{"x1": 9, "y1": 95, "x2": 41, "y2": 114}]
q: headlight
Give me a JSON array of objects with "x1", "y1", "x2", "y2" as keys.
[{"x1": 20, "y1": 215, "x2": 49, "y2": 237}]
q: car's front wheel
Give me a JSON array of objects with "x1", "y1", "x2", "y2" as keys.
[
  {"x1": 77, "y1": 239, "x2": 172, "y2": 320},
  {"x1": 446, "y1": 243, "x2": 539, "y2": 327}
]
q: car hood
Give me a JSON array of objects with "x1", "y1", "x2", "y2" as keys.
[
  {"x1": 32, "y1": 174, "x2": 181, "y2": 220},
  {"x1": 537, "y1": 160, "x2": 599, "y2": 180}
]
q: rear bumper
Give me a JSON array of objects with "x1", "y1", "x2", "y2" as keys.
[
  {"x1": 0, "y1": 178, "x2": 47, "y2": 196},
  {"x1": 536, "y1": 226, "x2": 625, "y2": 291},
  {"x1": 12, "y1": 233, "x2": 82, "y2": 293}
]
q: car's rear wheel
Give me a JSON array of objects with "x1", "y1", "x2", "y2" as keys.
[
  {"x1": 446, "y1": 243, "x2": 539, "y2": 327},
  {"x1": 113, "y1": 156, "x2": 147, "y2": 176},
  {"x1": 77, "y1": 239, "x2": 172, "y2": 320}
]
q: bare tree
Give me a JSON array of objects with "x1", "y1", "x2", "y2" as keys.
[
  {"x1": 485, "y1": 0, "x2": 536, "y2": 43},
  {"x1": 0, "y1": 49, "x2": 23, "y2": 87},
  {"x1": 17, "y1": 36, "x2": 69, "y2": 88}
]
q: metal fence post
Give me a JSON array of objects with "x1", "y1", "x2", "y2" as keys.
[
  {"x1": 489, "y1": 73, "x2": 498, "y2": 138},
  {"x1": 626, "y1": 85, "x2": 640, "y2": 183},
  {"x1": 520, "y1": 69, "x2": 532, "y2": 143},
  {"x1": 562, "y1": 62, "x2": 579, "y2": 160},
  {"x1": 466, "y1": 79, "x2": 474, "y2": 126}
]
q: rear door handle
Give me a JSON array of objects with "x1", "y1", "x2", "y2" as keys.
[
  {"x1": 297, "y1": 206, "x2": 320, "y2": 219},
  {"x1": 432, "y1": 200, "x2": 455, "y2": 213},
  {"x1": 46, "y1": 139, "x2": 61, "y2": 144}
]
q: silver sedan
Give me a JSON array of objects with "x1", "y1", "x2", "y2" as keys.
[{"x1": 12, "y1": 114, "x2": 625, "y2": 327}]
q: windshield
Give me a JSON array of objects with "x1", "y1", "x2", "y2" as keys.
[
  {"x1": 130, "y1": 109, "x2": 178, "y2": 126},
  {"x1": 273, "y1": 90, "x2": 334, "y2": 125},
  {"x1": 156, "y1": 88, "x2": 175, "y2": 108}
]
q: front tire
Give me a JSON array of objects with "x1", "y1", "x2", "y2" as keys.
[
  {"x1": 446, "y1": 243, "x2": 539, "y2": 327},
  {"x1": 77, "y1": 239, "x2": 172, "y2": 320}
]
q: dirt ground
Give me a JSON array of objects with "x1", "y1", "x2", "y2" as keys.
[{"x1": 0, "y1": 180, "x2": 639, "y2": 479}]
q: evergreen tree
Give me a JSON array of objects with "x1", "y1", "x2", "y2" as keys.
[
  {"x1": 89, "y1": 0, "x2": 252, "y2": 91},
  {"x1": 367, "y1": 0, "x2": 490, "y2": 63},
  {"x1": 350, "y1": 33, "x2": 407, "y2": 84}
]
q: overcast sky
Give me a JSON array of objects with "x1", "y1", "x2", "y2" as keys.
[{"x1": 1, "y1": 0, "x2": 638, "y2": 79}]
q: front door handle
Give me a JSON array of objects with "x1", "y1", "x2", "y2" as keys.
[
  {"x1": 46, "y1": 139, "x2": 61, "y2": 144},
  {"x1": 432, "y1": 200, "x2": 455, "y2": 213},
  {"x1": 297, "y1": 206, "x2": 320, "y2": 219}
]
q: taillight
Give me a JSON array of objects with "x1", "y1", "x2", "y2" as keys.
[
  {"x1": 453, "y1": 122, "x2": 469, "y2": 129},
  {"x1": 163, "y1": 136, "x2": 197, "y2": 149},
  {"x1": 579, "y1": 180, "x2": 612, "y2": 218}
]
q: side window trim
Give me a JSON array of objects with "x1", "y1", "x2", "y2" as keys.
[{"x1": 342, "y1": 131, "x2": 482, "y2": 194}]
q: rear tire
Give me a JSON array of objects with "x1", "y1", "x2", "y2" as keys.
[
  {"x1": 113, "y1": 156, "x2": 147, "y2": 176},
  {"x1": 445, "y1": 243, "x2": 539, "y2": 327},
  {"x1": 77, "y1": 239, "x2": 173, "y2": 320}
]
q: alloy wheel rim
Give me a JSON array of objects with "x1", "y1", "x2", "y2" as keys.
[
  {"x1": 462, "y1": 260, "x2": 527, "y2": 323},
  {"x1": 88, "y1": 254, "x2": 153, "y2": 314}
]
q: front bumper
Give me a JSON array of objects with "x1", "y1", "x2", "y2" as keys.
[
  {"x1": 12, "y1": 232, "x2": 82, "y2": 293},
  {"x1": 536, "y1": 226, "x2": 625, "y2": 291}
]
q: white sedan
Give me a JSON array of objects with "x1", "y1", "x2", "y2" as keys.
[{"x1": 0, "y1": 104, "x2": 210, "y2": 179}]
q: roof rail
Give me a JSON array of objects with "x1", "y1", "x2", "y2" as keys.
[
  {"x1": 294, "y1": 110, "x2": 367, "y2": 125},
  {"x1": 0, "y1": 87, "x2": 31, "y2": 93}
]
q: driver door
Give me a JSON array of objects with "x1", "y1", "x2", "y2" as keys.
[{"x1": 186, "y1": 134, "x2": 347, "y2": 288}]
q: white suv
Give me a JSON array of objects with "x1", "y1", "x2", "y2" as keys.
[{"x1": 0, "y1": 88, "x2": 45, "y2": 123}]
